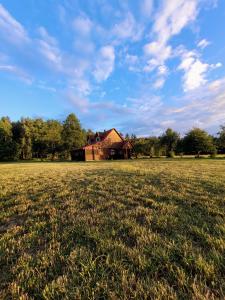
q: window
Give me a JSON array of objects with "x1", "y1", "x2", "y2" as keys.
[
  {"x1": 96, "y1": 137, "x2": 101, "y2": 142},
  {"x1": 110, "y1": 149, "x2": 116, "y2": 155}
]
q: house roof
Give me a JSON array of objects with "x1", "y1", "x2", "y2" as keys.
[
  {"x1": 81, "y1": 128, "x2": 132, "y2": 150},
  {"x1": 88, "y1": 128, "x2": 123, "y2": 141}
]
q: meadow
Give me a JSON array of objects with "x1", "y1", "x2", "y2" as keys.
[{"x1": 0, "y1": 159, "x2": 225, "y2": 299}]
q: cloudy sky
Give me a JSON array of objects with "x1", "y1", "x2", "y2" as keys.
[{"x1": 0, "y1": 0, "x2": 225, "y2": 135}]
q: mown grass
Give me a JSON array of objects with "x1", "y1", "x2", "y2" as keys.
[{"x1": 0, "y1": 159, "x2": 225, "y2": 299}]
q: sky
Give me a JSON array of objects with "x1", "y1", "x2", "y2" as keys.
[{"x1": 0, "y1": 0, "x2": 225, "y2": 136}]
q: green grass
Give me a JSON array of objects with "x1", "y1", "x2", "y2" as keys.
[{"x1": 0, "y1": 160, "x2": 225, "y2": 299}]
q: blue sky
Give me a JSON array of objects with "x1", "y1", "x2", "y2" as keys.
[{"x1": 0, "y1": 0, "x2": 225, "y2": 136}]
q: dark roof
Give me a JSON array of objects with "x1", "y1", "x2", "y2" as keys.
[{"x1": 82, "y1": 128, "x2": 129, "y2": 149}]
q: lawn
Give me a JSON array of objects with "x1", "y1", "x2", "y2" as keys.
[{"x1": 0, "y1": 160, "x2": 225, "y2": 299}]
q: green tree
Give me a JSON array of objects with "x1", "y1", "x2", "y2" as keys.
[
  {"x1": 125, "y1": 133, "x2": 130, "y2": 140},
  {"x1": 160, "y1": 128, "x2": 180, "y2": 156},
  {"x1": 183, "y1": 128, "x2": 216, "y2": 157},
  {"x1": 12, "y1": 118, "x2": 33, "y2": 160},
  {"x1": 44, "y1": 120, "x2": 63, "y2": 160},
  {"x1": 0, "y1": 117, "x2": 19, "y2": 160},
  {"x1": 31, "y1": 118, "x2": 48, "y2": 159},
  {"x1": 218, "y1": 125, "x2": 225, "y2": 152},
  {"x1": 133, "y1": 137, "x2": 160, "y2": 157},
  {"x1": 62, "y1": 114, "x2": 85, "y2": 157}
]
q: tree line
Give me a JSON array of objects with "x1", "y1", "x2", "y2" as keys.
[
  {"x1": 0, "y1": 114, "x2": 88, "y2": 161},
  {"x1": 0, "y1": 113, "x2": 225, "y2": 160},
  {"x1": 128, "y1": 127, "x2": 225, "y2": 158}
]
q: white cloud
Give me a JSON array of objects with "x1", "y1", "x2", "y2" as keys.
[
  {"x1": 120, "y1": 78, "x2": 225, "y2": 135},
  {"x1": 211, "y1": 62, "x2": 222, "y2": 69},
  {"x1": 0, "y1": 64, "x2": 32, "y2": 84},
  {"x1": 73, "y1": 16, "x2": 92, "y2": 36},
  {"x1": 141, "y1": 0, "x2": 154, "y2": 17},
  {"x1": 157, "y1": 65, "x2": 168, "y2": 76},
  {"x1": 70, "y1": 77, "x2": 91, "y2": 96},
  {"x1": 178, "y1": 50, "x2": 209, "y2": 91},
  {"x1": 153, "y1": 77, "x2": 165, "y2": 89},
  {"x1": 154, "y1": 0, "x2": 198, "y2": 44},
  {"x1": 37, "y1": 27, "x2": 62, "y2": 69},
  {"x1": 144, "y1": 41, "x2": 172, "y2": 63},
  {"x1": 93, "y1": 45, "x2": 115, "y2": 82},
  {"x1": 0, "y1": 4, "x2": 29, "y2": 44},
  {"x1": 178, "y1": 49, "x2": 222, "y2": 92},
  {"x1": 112, "y1": 12, "x2": 143, "y2": 42},
  {"x1": 143, "y1": 0, "x2": 199, "y2": 70},
  {"x1": 197, "y1": 39, "x2": 210, "y2": 49}
]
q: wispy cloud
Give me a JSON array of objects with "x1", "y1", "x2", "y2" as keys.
[
  {"x1": 93, "y1": 45, "x2": 115, "y2": 82},
  {"x1": 73, "y1": 16, "x2": 93, "y2": 36},
  {"x1": 37, "y1": 27, "x2": 62, "y2": 69},
  {"x1": 140, "y1": 0, "x2": 154, "y2": 18},
  {"x1": 0, "y1": 64, "x2": 32, "y2": 84},
  {"x1": 197, "y1": 38, "x2": 210, "y2": 49},
  {"x1": 112, "y1": 12, "x2": 143, "y2": 43},
  {"x1": 0, "y1": 4, "x2": 30, "y2": 45},
  {"x1": 143, "y1": 0, "x2": 199, "y2": 70}
]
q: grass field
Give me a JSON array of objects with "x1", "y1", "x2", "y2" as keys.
[{"x1": 0, "y1": 160, "x2": 225, "y2": 299}]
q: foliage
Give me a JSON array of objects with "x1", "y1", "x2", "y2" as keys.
[
  {"x1": 62, "y1": 113, "x2": 86, "y2": 155},
  {"x1": 160, "y1": 128, "x2": 180, "y2": 156},
  {"x1": 218, "y1": 125, "x2": 225, "y2": 152},
  {"x1": 182, "y1": 128, "x2": 216, "y2": 156},
  {"x1": 0, "y1": 160, "x2": 224, "y2": 299},
  {"x1": 0, "y1": 114, "x2": 86, "y2": 161},
  {"x1": 133, "y1": 137, "x2": 160, "y2": 157},
  {"x1": 0, "y1": 117, "x2": 19, "y2": 160}
]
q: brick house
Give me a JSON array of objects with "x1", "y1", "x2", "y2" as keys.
[{"x1": 71, "y1": 128, "x2": 133, "y2": 161}]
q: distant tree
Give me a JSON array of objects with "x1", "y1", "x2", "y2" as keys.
[
  {"x1": 160, "y1": 128, "x2": 180, "y2": 156},
  {"x1": 130, "y1": 134, "x2": 137, "y2": 146},
  {"x1": 62, "y1": 114, "x2": 85, "y2": 157},
  {"x1": 133, "y1": 137, "x2": 160, "y2": 157},
  {"x1": 43, "y1": 120, "x2": 63, "y2": 160},
  {"x1": 176, "y1": 138, "x2": 185, "y2": 156},
  {"x1": 218, "y1": 125, "x2": 225, "y2": 152},
  {"x1": 12, "y1": 118, "x2": 33, "y2": 160},
  {"x1": 0, "y1": 117, "x2": 19, "y2": 160},
  {"x1": 133, "y1": 139, "x2": 145, "y2": 158},
  {"x1": 183, "y1": 128, "x2": 216, "y2": 157},
  {"x1": 125, "y1": 133, "x2": 130, "y2": 140},
  {"x1": 31, "y1": 118, "x2": 48, "y2": 158},
  {"x1": 86, "y1": 129, "x2": 94, "y2": 136}
]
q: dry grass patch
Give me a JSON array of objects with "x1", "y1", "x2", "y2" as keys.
[{"x1": 0, "y1": 160, "x2": 225, "y2": 299}]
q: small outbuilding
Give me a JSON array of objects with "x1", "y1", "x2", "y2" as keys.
[{"x1": 71, "y1": 128, "x2": 133, "y2": 161}]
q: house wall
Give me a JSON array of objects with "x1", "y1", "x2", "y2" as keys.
[
  {"x1": 84, "y1": 148, "x2": 102, "y2": 161},
  {"x1": 81, "y1": 129, "x2": 132, "y2": 161}
]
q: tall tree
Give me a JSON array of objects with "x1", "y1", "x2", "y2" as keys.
[
  {"x1": 218, "y1": 125, "x2": 225, "y2": 152},
  {"x1": 12, "y1": 118, "x2": 33, "y2": 160},
  {"x1": 44, "y1": 120, "x2": 63, "y2": 159},
  {"x1": 160, "y1": 128, "x2": 180, "y2": 156},
  {"x1": 31, "y1": 118, "x2": 48, "y2": 158},
  {"x1": 183, "y1": 128, "x2": 216, "y2": 157},
  {"x1": 62, "y1": 114, "x2": 85, "y2": 156},
  {"x1": 0, "y1": 117, "x2": 19, "y2": 160}
]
